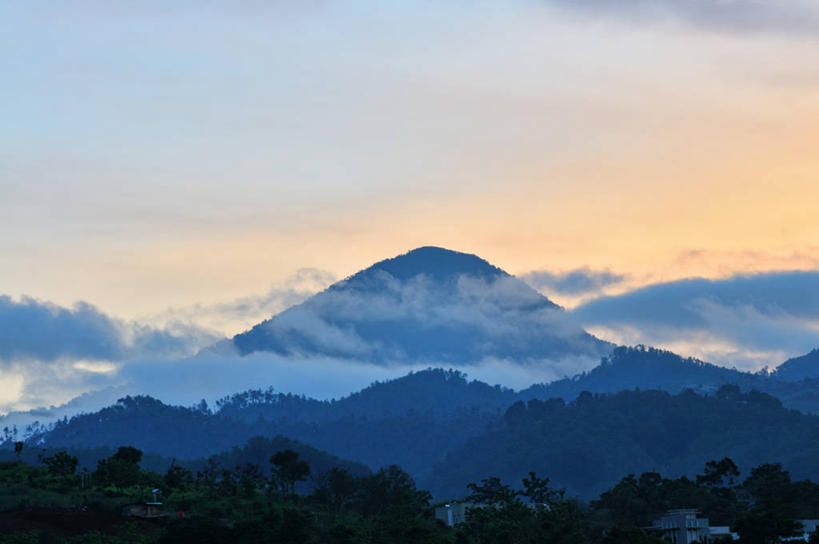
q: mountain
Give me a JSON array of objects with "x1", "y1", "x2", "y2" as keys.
[
  {"x1": 518, "y1": 345, "x2": 819, "y2": 415},
  {"x1": 0, "y1": 385, "x2": 129, "y2": 430},
  {"x1": 20, "y1": 370, "x2": 516, "y2": 485},
  {"x1": 215, "y1": 368, "x2": 516, "y2": 423},
  {"x1": 429, "y1": 386, "x2": 819, "y2": 499},
  {"x1": 520, "y1": 345, "x2": 765, "y2": 401},
  {"x1": 19, "y1": 363, "x2": 819, "y2": 500},
  {"x1": 232, "y1": 247, "x2": 611, "y2": 368},
  {"x1": 774, "y1": 348, "x2": 819, "y2": 381}
]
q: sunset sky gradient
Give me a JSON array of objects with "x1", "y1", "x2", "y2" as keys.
[{"x1": 2, "y1": 1, "x2": 819, "y2": 411}]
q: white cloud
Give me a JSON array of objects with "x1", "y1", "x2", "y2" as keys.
[
  {"x1": 575, "y1": 271, "x2": 819, "y2": 370},
  {"x1": 147, "y1": 268, "x2": 336, "y2": 336}
]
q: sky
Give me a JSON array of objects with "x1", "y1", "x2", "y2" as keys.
[{"x1": 2, "y1": 0, "x2": 819, "y2": 413}]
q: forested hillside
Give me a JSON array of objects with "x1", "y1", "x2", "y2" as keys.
[
  {"x1": 522, "y1": 345, "x2": 819, "y2": 414},
  {"x1": 430, "y1": 385, "x2": 819, "y2": 499},
  {"x1": 774, "y1": 348, "x2": 819, "y2": 381},
  {"x1": 12, "y1": 357, "x2": 819, "y2": 500},
  {"x1": 215, "y1": 368, "x2": 515, "y2": 423},
  {"x1": 19, "y1": 370, "x2": 511, "y2": 485}
]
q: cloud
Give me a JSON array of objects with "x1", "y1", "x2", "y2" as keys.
[
  {"x1": 521, "y1": 268, "x2": 625, "y2": 296},
  {"x1": 237, "y1": 270, "x2": 609, "y2": 365},
  {"x1": 149, "y1": 268, "x2": 336, "y2": 335},
  {"x1": 548, "y1": 0, "x2": 819, "y2": 35},
  {"x1": 116, "y1": 352, "x2": 600, "y2": 408},
  {"x1": 0, "y1": 295, "x2": 222, "y2": 413},
  {"x1": 572, "y1": 271, "x2": 819, "y2": 370},
  {"x1": 0, "y1": 269, "x2": 606, "y2": 415},
  {"x1": 0, "y1": 295, "x2": 220, "y2": 365},
  {"x1": 0, "y1": 267, "x2": 608, "y2": 414}
]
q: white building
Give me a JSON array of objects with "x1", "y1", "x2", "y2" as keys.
[
  {"x1": 650, "y1": 509, "x2": 737, "y2": 543},
  {"x1": 434, "y1": 502, "x2": 473, "y2": 527}
]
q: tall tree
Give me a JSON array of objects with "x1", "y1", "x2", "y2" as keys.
[{"x1": 270, "y1": 449, "x2": 310, "y2": 496}]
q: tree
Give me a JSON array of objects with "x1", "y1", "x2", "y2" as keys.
[
  {"x1": 313, "y1": 468, "x2": 358, "y2": 512},
  {"x1": 735, "y1": 464, "x2": 802, "y2": 544},
  {"x1": 95, "y1": 446, "x2": 143, "y2": 487},
  {"x1": 13, "y1": 441, "x2": 23, "y2": 459},
  {"x1": 270, "y1": 449, "x2": 310, "y2": 496},
  {"x1": 41, "y1": 450, "x2": 78, "y2": 476},
  {"x1": 735, "y1": 504, "x2": 802, "y2": 544},
  {"x1": 165, "y1": 462, "x2": 194, "y2": 490},
  {"x1": 601, "y1": 526, "x2": 665, "y2": 544},
  {"x1": 354, "y1": 465, "x2": 431, "y2": 517},
  {"x1": 521, "y1": 471, "x2": 564, "y2": 508},
  {"x1": 697, "y1": 458, "x2": 740, "y2": 489},
  {"x1": 466, "y1": 477, "x2": 517, "y2": 506},
  {"x1": 236, "y1": 462, "x2": 265, "y2": 498}
]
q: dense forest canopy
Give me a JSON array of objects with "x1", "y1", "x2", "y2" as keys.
[
  {"x1": 2, "y1": 443, "x2": 819, "y2": 544},
  {"x1": 430, "y1": 385, "x2": 819, "y2": 499}
]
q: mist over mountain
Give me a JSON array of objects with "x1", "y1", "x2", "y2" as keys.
[{"x1": 232, "y1": 247, "x2": 610, "y2": 371}]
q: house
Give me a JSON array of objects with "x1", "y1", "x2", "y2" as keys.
[
  {"x1": 434, "y1": 502, "x2": 474, "y2": 527},
  {"x1": 650, "y1": 509, "x2": 737, "y2": 543}
]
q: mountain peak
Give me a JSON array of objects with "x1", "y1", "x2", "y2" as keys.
[
  {"x1": 232, "y1": 247, "x2": 609, "y2": 367},
  {"x1": 349, "y1": 246, "x2": 507, "y2": 284}
]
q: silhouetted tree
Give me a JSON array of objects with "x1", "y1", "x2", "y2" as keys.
[
  {"x1": 466, "y1": 477, "x2": 517, "y2": 506},
  {"x1": 521, "y1": 471, "x2": 564, "y2": 507},
  {"x1": 94, "y1": 445, "x2": 143, "y2": 487},
  {"x1": 41, "y1": 450, "x2": 78, "y2": 476},
  {"x1": 271, "y1": 449, "x2": 310, "y2": 496},
  {"x1": 697, "y1": 457, "x2": 740, "y2": 489}
]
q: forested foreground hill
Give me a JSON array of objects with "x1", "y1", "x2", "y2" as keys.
[{"x1": 430, "y1": 386, "x2": 819, "y2": 499}]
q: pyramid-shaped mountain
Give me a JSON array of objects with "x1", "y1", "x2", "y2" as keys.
[{"x1": 232, "y1": 247, "x2": 611, "y2": 366}]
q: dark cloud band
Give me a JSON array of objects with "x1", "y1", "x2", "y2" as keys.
[{"x1": 0, "y1": 295, "x2": 218, "y2": 364}]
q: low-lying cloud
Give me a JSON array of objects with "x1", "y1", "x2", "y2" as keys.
[
  {"x1": 0, "y1": 295, "x2": 219, "y2": 365},
  {"x1": 0, "y1": 270, "x2": 608, "y2": 415},
  {"x1": 521, "y1": 268, "x2": 625, "y2": 297},
  {"x1": 573, "y1": 271, "x2": 819, "y2": 370},
  {"x1": 0, "y1": 295, "x2": 223, "y2": 413},
  {"x1": 235, "y1": 271, "x2": 610, "y2": 364},
  {"x1": 149, "y1": 268, "x2": 336, "y2": 335},
  {"x1": 119, "y1": 352, "x2": 580, "y2": 407},
  {"x1": 1, "y1": 349, "x2": 601, "y2": 423}
]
